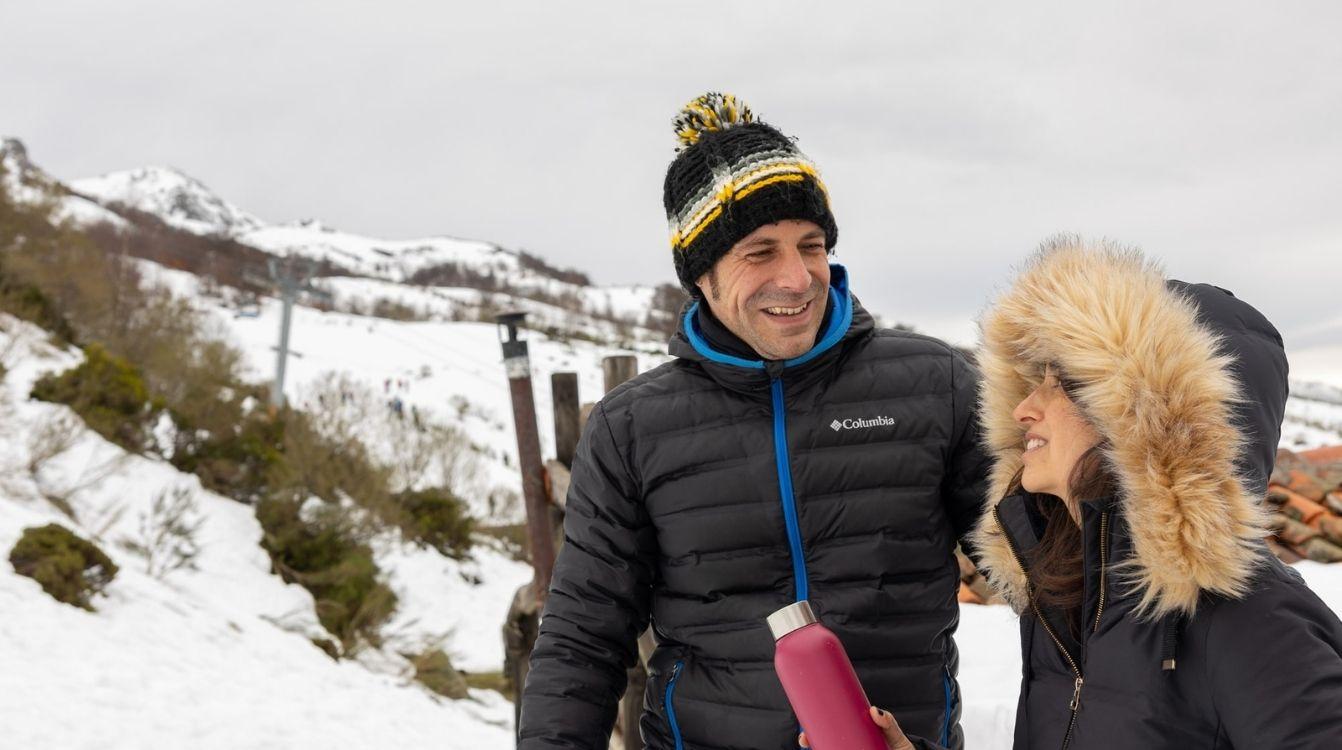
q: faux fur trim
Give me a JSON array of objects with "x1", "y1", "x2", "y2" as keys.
[{"x1": 968, "y1": 237, "x2": 1269, "y2": 618}]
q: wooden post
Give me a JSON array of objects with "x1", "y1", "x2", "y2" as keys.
[
  {"x1": 503, "y1": 584, "x2": 541, "y2": 740},
  {"x1": 603, "y1": 355, "x2": 638, "y2": 395},
  {"x1": 496, "y1": 314, "x2": 558, "y2": 749},
  {"x1": 549, "y1": 371, "x2": 580, "y2": 548},
  {"x1": 500, "y1": 335, "x2": 557, "y2": 600},
  {"x1": 552, "y1": 372, "x2": 580, "y2": 469}
]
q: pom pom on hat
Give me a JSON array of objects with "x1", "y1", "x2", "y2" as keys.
[
  {"x1": 673, "y1": 92, "x2": 755, "y2": 151},
  {"x1": 663, "y1": 91, "x2": 837, "y2": 296}
]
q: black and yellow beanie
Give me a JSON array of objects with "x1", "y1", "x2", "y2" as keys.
[{"x1": 663, "y1": 92, "x2": 838, "y2": 296}]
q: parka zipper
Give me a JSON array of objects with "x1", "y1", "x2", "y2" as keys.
[
  {"x1": 992, "y1": 504, "x2": 1084, "y2": 749},
  {"x1": 1092, "y1": 512, "x2": 1109, "y2": 634}
]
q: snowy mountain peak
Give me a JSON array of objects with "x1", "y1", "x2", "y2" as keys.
[
  {"x1": 70, "y1": 166, "x2": 262, "y2": 237},
  {"x1": 2, "y1": 136, "x2": 34, "y2": 172},
  {"x1": 1, "y1": 137, "x2": 50, "y2": 192},
  {"x1": 287, "y1": 217, "x2": 335, "y2": 232},
  {"x1": 2, "y1": 137, "x2": 130, "y2": 230}
]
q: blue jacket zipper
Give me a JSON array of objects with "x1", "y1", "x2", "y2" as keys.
[
  {"x1": 770, "y1": 376, "x2": 809, "y2": 602},
  {"x1": 665, "y1": 661, "x2": 685, "y2": 750}
]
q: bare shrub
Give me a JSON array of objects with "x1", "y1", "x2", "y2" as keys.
[
  {"x1": 26, "y1": 411, "x2": 82, "y2": 476},
  {"x1": 120, "y1": 484, "x2": 204, "y2": 579},
  {"x1": 37, "y1": 451, "x2": 131, "y2": 522}
]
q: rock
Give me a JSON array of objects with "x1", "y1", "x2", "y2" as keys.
[
  {"x1": 1276, "y1": 447, "x2": 1303, "y2": 469},
  {"x1": 1270, "y1": 462, "x2": 1294, "y2": 489},
  {"x1": 1300, "y1": 445, "x2": 1342, "y2": 466},
  {"x1": 1301, "y1": 536, "x2": 1342, "y2": 564},
  {"x1": 1318, "y1": 515, "x2": 1342, "y2": 546},
  {"x1": 1287, "y1": 470, "x2": 1328, "y2": 502},
  {"x1": 411, "y1": 649, "x2": 470, "y2": 700},
  {"x1": 1267, "y1": 538, "x2": 1304, "y2": 565},
  {"x1": 1275, "y1": 488, "x2": 1329, "y2": 526},
  {"x1": 1271, "y1": 514, "x2": 1321, "y2": 546},
  {"x1": 1325, "y1": 491, "x2": 1342, "y2": 516}
]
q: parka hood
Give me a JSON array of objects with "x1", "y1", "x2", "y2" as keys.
[{"x1": 970, "y1": 237, "x2": 1288, "y2": 618}]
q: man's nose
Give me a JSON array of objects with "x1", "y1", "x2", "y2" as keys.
[{"x1": 773, "y1": 247, "x2": 812, "y2": 292}]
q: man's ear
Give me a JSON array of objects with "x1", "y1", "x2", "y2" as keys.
[{"x1": 696, "y1": 267, "x2": 720, "y2": 301}]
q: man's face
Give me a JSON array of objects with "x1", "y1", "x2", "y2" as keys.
[{"x1": 695, "y1": 220, "x2": 831, "y2": 361}]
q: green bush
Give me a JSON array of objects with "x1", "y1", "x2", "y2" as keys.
[
  {"x1": 255, "y1": 497, "x2": 397, "y2": 652},
  {"x1": 170, "y1": 408, "x2": 287, "y2": 504},
  {"x1": 30, "y1": 343, "x2": 163, "y2": 452},
  {"x1": 478, "y1": 522, "x2": 529, "y2": 563},
  {"x1": 396, "y1": 488, "x2": 475, "y2": 560},
  {"x1": 409, "y1": 648, "x2": 469, "y2": 699},
  {"x1": 271, "y1": 411, "x2": 392, "y2": 512},
  {"x1": 9, "y1": 524, "x2": 119, "y2": 610},
  {"x1": 461, "y1": 669, "x2": 511, "y2": 700},
  {"x1": 0, "y1": 273, "x2": 78, "y2": 345},
  {"x1": 310, "y1": 637, "x2": 341, "y2": 661}
]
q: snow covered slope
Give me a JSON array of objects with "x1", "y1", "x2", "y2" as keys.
[
  {"x1": 70, "y1": 166, "x2": 262, "y2": 236},
  {"x1": 0, "y1": 314, "x2": 528, "y2": 748},
  {"x1": 1282, "y1": 379, "x2": 1342, "y2": 449},
  {"x1": 1, "y1": 137, "x2": 128, "y2": 230},
  {"x1": 64, "y1": 155, "x2": 671, "y2": 333}
]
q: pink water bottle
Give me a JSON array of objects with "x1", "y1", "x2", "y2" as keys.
[{"x1": 768, "y1": 600, "x2": 886, "y2": 750}]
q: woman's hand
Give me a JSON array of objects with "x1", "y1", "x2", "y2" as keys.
[{"x1": 797, "y1": 706, "x2": 915, "y2": 750}]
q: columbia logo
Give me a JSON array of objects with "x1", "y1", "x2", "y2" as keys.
[{"x1": 830, "y1": 416, "x2": 895, "y2": 431}]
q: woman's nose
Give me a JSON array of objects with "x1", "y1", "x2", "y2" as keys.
[{"x1": 1013, "y1": 391, "x2": 1040, "y2": 425}]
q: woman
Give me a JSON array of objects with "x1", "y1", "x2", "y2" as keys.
[{"x1": 807, "y1": 238, "x2": 1342, "y2": 749}]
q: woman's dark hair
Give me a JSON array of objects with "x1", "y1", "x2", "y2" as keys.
[
  {"x1": 1008, "y1": 368, "x2": 1119, "y2": 632},
  {"x1": 1026, "y1": 446, "x2": 1116, "y2": 613}
]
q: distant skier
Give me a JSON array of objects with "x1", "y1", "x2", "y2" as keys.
[{"x1": 518, "y1": 92, "x2": 991, "y2": 750}]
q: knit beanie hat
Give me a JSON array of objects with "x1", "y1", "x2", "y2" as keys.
[{"x1": 663, "y1": 92, "x2": 838, "y2": 296}]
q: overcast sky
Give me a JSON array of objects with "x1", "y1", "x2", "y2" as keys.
[{"x1": 4, "y1": 1, "x2": 1340, "y2": 371}]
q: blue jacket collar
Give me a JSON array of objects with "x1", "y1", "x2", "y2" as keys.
[{"x1": 679, "y1": 264, "x2": 854, "y2": 371}]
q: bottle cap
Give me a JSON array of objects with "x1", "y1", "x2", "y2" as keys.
[{"x1": 766, "y1": 600, "x2": 818, "y2": 640}]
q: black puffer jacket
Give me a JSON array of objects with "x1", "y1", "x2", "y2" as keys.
[
  {"x1": 971, "y1": 242, "x2": 1342, "y2": 748},
  {"x1": 519, "y1": 266, "x2": 991, "y2": 749}
]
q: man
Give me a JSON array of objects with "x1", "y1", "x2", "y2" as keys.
[{"x1": 519, "y1": 93, "x2": 989, "y2": 750}]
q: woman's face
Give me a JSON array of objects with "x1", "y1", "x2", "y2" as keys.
[{"x1": 1013, "y1": 367, "x2": 1102, "y2": 511}]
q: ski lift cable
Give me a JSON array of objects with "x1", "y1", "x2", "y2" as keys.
[{"x1": 374, "y1": 327, "x2": 508, "y2": 393}]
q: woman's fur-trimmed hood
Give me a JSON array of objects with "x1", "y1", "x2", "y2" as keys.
[{"x1": 970, "y1": 237, "x2": 1288, "y2": 618}]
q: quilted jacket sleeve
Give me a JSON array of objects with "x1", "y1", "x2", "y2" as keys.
[
  {"x1": 1206, "y1": 562, "x2": 1342, "y2": 748},
  {"x1": 518, "y1": 401, "x2": 657, "y2": 748}
]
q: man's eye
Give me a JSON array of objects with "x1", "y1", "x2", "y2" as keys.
[
  {"x1": 747, "y1": 251, "x2": 772, "y2": 261},
  {"x1": 801, "y1": 243, "x2": 825, "y2": 252}
]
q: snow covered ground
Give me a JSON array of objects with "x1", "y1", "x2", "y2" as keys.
[
  {"x1": 0, "y1": 314, "x2": 527, "y2": 748},
  {"x1": 1282, "y1": 392, "x2": 1342, "y2": 450},
  {"x1": 133, "y1": 260, "x2": 669, "y2": 520}
]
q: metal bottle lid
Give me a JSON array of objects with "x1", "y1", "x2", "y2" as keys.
[{"x1": 766, "y1": 600, "x2": 818, "y2": 640}]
